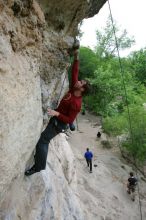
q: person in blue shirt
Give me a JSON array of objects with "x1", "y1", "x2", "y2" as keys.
[{"x1": 84, "y1": 148, "x2": 93, "y2": 173}]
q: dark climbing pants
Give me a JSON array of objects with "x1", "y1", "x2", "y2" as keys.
[
  {"x1": 86, "y1": 159, "x2": 92, "y2": 172},
  {"x1": 34, "y1": 117, "x2": 67, "y2": 171}
]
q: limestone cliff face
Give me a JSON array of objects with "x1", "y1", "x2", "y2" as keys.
[{"x1": 0, "y1": 0, "x2": 106, "y2": 219}]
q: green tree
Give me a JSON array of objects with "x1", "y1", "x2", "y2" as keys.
[
  {"x1": 79, "y1": 17, "x2": 146, "y2": 164},
  {"x1": 95, "y1": 17, "x2": 135, "y2": 58},
  {"x1": 129, "y1": 48, "x2": 146, "y2": 85},
  {"x1": 103, "y1": 106, "x2": 146, "y2": 163},
  {"x1": 79, "y1": 47, "x2": 99, "y2": 79}
]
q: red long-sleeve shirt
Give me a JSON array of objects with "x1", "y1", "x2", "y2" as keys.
[{"x1": 56, "y1": 60, "x2": 82, "y2": 124}]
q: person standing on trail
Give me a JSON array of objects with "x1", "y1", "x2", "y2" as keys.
[
  {"x1": 25, "y1": 46, "x2": 90, "y2": 176},
  {"x1": 127, "y1": 172, "x2": 138, "y2": 201},
  {"x1": 97, "y1": 131, "x2": 101, "y2": 138},
  {"x1": 84, "y1": 148, "x2": 93, "y2": 173}
]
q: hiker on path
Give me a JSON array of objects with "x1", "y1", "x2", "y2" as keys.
[
  {"x1": 25, "y1": 47, "x2": 90, "y2": 176},
  {"x1": 84, "y1": 148, "x2": 93, "y2": 173},
  {"x1": 97, "y1": 131, "x2": 101, "y2": 138},
  {"x1": 127, "y1": 172, "x2": 138, "y2": 201}
]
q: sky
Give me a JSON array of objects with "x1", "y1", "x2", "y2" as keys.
[{"x1": 80, "y1": 0, "x2": 146, "y2": 56}]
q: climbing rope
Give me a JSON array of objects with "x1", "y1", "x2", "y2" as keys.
[{"x1": 107, "y1": 0, "x2": 143, "y2": 219}]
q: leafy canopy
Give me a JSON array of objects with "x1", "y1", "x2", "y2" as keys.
[{"x1": 79, "y1": 17, "x2": 146, "y2": 163}]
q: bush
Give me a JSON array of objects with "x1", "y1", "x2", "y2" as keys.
[{"x1": 103, "y1": 106, "x2": 146, "y2": 163}]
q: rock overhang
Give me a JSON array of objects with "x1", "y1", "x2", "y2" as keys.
[{"x1": 36, "y1": 0, "x2": 107, "y2": 35}]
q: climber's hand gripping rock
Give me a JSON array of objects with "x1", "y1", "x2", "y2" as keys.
[{"x1": 47, "y1": 108, "x2": 60, "y2": 117}]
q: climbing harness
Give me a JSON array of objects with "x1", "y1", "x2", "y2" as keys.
[{"x1": 107, "y1": 0, "x2": 143, "y2": 219}]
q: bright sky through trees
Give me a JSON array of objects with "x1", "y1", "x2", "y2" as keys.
[{"x1": 81, "y1": 0, "x2": 146, "y2": 56}]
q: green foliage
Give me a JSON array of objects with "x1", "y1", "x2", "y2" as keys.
[
  {"x1": 129, "y1": 48, "x2": 146, "y2": 85},
  {"x1": 95, "y1": 17, "x2": 135, "y2": 58},
  {"x1": 103, "y1": 106, "x2": 146, "y2": 163},
  {"x1": 103, "y1": 114, "x2": 128, "y2": 135},
  {"x1": 81, "y1": 53, "x2": 146, "y2": 116},
  {"x1": 79, "y1": 47, "x2": 99, "y2": 79},
  {"x1": 79, "y1": 17, "x2": 146, "y2": 163}
]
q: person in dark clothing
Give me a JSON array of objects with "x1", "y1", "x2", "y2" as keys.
[
  {"x1": 25, "y1": 48, "x2": 90, "y2": 176},
  {"x1": 127, "y1": 172, "x2": 137, "y2": 201},
  {"x1": 84, "y1": 148, "x2": 93, "y2": 173},
  {"x1": 97, "y1": 132, "x2": 101, "y2": 138}
]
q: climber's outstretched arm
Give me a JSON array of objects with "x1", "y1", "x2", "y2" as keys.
[{"x1": 71, "y1": 49, "x2": 79, "y2": 88}]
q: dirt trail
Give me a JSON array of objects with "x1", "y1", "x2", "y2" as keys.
[{"x1": 68, "y1": 112, "x2": 146, "y2": 220}]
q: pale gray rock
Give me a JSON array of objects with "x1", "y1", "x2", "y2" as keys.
[
  {"x1": 0, "y1": 135, "x2": 84, "y2": 220},
  {"x1": 0, "y1": 0, "x2": 107, "y2": 219}
]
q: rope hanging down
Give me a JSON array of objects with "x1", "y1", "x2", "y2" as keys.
[{"x1": 107, "y1": 1, "x2": 143, "y2": 220}]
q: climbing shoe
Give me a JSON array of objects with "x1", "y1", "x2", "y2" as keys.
[{"x1": 25, "y1": 165, "x2": 39, "y2": 176}]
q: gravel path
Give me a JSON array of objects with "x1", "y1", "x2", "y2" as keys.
[{"x1": 68, "y1": 112, "x2": 146, "y2": 220}]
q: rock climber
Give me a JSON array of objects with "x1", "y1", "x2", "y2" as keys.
[
  {"x1": 25, "y1": 46, "x2": 90, "y2": 176},
  {"x1": 84, "y1": 148, "x2": 93, "y2": 173},
  {"x1": 127, "y1": 172, "x2": 138, "y2": 201}
]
